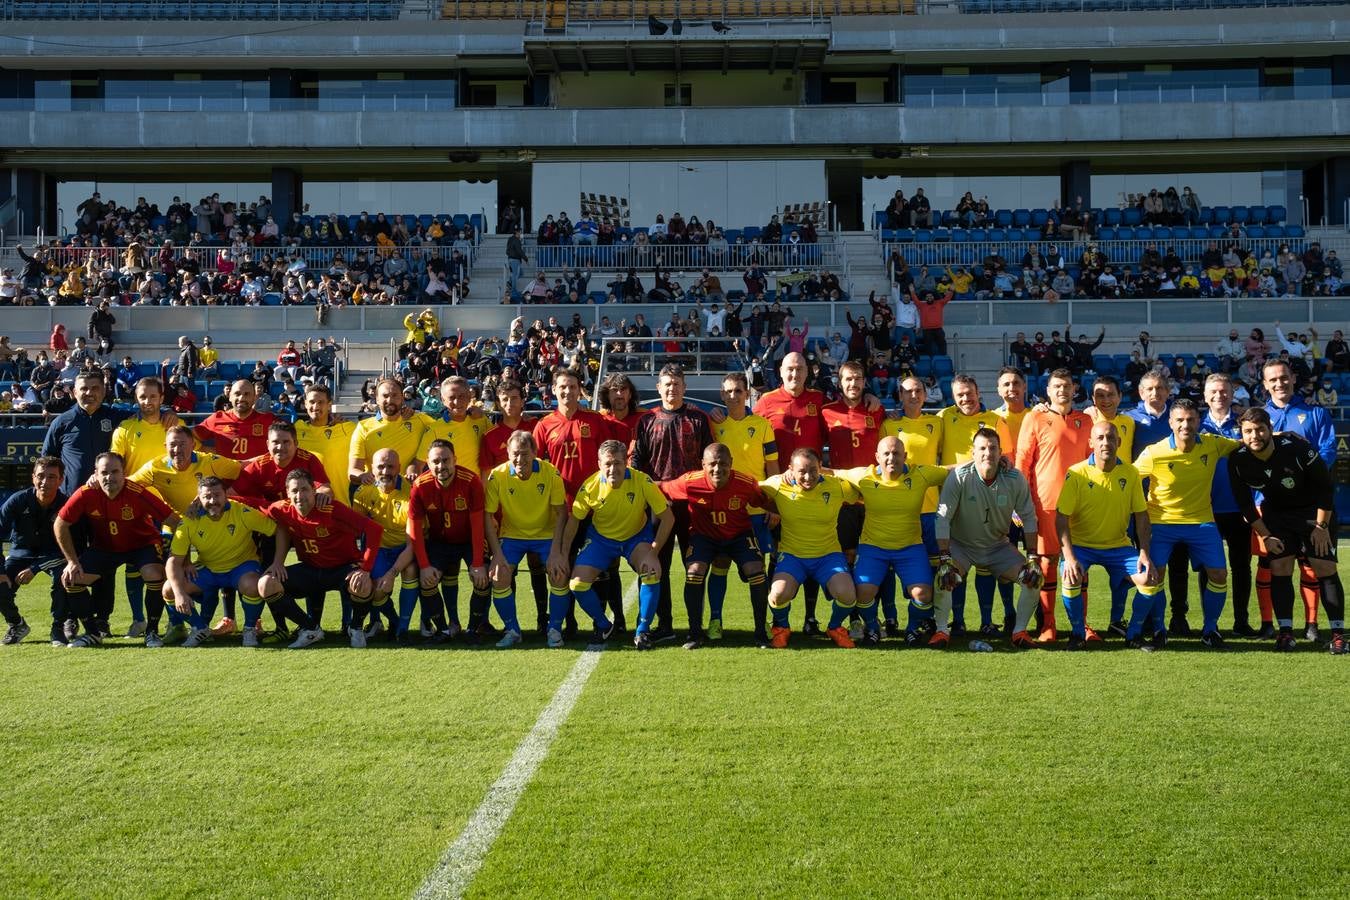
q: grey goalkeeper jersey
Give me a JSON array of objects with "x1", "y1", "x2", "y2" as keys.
[{"x1": 935, "y1": 462, "x2": 1038, "y2": 550}]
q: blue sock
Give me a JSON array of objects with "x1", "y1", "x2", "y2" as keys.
[
  {"x1": 1125, "y1": 589, "x2": 1157, "y2": 640},
  {"x1": 858, "y1": 600, "x2": 879, "y2": 628},
  {"x1": 397, "y1": 581, "x2": 419, "y2": 634},
  {"x1": 241, "y1": 601, "x2": 265, "y2": 630},
  {"x1": 125, "y1": 570, "x2": 145, "y2": 623},
  {"x1": 492, "y1": 588, "x2": 521, "y2": 634},
  {"x1": 879, "y1": 575, "x2": 897, "y2": 621},
  {"x1": 999, "y1": 580, "x2": 1015, "y2": 623},
  {"x1": 1062, "y1": 587, "x2": 1086, "y2": 639},
  {"x1": 164, "y1": 605, "x2": 188, "y2": 628},
  {"x1": 827, "y1": 600, "x2": 852, "y2": 630},
  {"x1": 1152, "y1": 590, "x2": 1168, "y2": 635},
  {"x1": 975, "y1": 571, "x2": 996, "y2": 627},
  {"x1": 771, "y1": 603, "x2": 790, "y2": 628},
  {"x1": 707, "y1": 567, "x2": 728, "y2": 620},
  {"x1": 188, "y1": 590, "x2": 220, "y2": 630},
  {"x1": 547, "y1": 589, "x2": 571, "y2": 632},
  {"x1": 950, "y1": 580, "x2": 967, "y2": 628},
  {"x1": 1201, "y1": 580, "x2": 1227, "y2": 634},
  {"x1": 636, "y1": 579, "x2": 659, "y2": 634},
  {"x1": 573, "y1": 585, "x2": 611, "y2": 631},
  {"x1": 1110, "y1": 578, "x2": 1129, "y2": 623},
  {"x1": 906, "y1": 600, "x2": 933, "y2": 631}
]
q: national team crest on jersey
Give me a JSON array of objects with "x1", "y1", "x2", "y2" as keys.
[
  {"x1": 317, "y1": 527, "x2": 329, "y2": 538},
  {"x1": 253, "y1": 424, "x2": 264, "y2": 436},
  {"x1": 728, "y1": 496, "x2": 742, "y2": 510},
  {"x1": 455, "y1": 497, "x2": 468, "y2": 510},
  {"x1": 580, "y1": 424, "x2": 591, "y2": 438},
  {"x1": 120, "y1": 506, "x2": 134, "y2": 520},
  {"x1": 806, "y1": 404, "x2": 817, "y2": 416},
  {"x1": 865, "y1": 417, "x2": 875, "y2": 429}
]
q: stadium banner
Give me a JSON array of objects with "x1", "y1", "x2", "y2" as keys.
[
  {"x1": 1335, "y1": 422, "x2": 1350, "y2": 525},
  {"x1": 0, "y1": 426, "x2": 46, "y2": 465}
]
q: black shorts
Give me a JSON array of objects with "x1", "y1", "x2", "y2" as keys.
[
  {"x1": 1266, "y1": 519, "x2": 1338, "y2": 563},
  {"x1": 688, "y1": 532, "x2": 764, "y2": 568},
  {"x1": 80, "y1": 545, "x2": 162, "y2": 576},
  {"x1": 426, "y1": 542, "x2": 476, "y2": 574},
  {"x1": 284, "y1": 561, "x2": 362, "y2": 600},
  {"x1": 837, "y1": 504, "x2": 865, "y2": 553}
]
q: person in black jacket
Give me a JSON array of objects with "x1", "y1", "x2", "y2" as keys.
[
  {"x1": 1070, "y1": 326, "x2": 1106, "y2": 374},
  {"x1": 15, "y1": 244, "x2": 49, "y2": 291},
  {"x1": 0, "y1": 456, "x2": 73, "y2": 645},
  {"x1": 88, "y1": 300, "x2": 116, "y2": 357}
]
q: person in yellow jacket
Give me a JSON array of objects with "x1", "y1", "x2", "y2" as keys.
[
  {"x1": 944, "y1": 266, "x2": 974, "y2": 295},
  {"x1": 402, "y1": 308, "x2": 440, "y2": 347}
]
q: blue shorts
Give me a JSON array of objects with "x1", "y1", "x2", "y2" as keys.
[
  {"x1": 1149, "y1": 522, "x2": 1226, "y2": 572},
  {"x1": 752, "y1": 513, "x2": 774, "y2": 556},
  {"x1": 854, "y1": 544, "x2": 932, "y2": 595},
  {"x1": 575, "y1": 524, "x2": 654, "y2": 571},
  {"x1": 193, "y1": 560, "x2": 261, "y2": 594},
  {"x1": 373, "y1": 546, "x2": 408, "y2": 580},
  {"x1": 500, "y1": 537, "x2": 554, "y2": 567},
  {"x1": 774, "y1": 551, "x2": 850, "y2": 587},
  {"x1": 920, "y1": 513, "x2": 939, "y2": 557},
  {"x1": 1061, "y1": 546, "x2": 1139, "y2": 586}
]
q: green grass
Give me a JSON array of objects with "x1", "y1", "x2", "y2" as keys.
[{"x1": 3, "y1": 554, "x2": 1350, "y2": 898}]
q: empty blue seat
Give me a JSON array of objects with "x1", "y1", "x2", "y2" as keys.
[
  {"x1": 1030, "y1": 209, "x2": 1049, "y2": 226},
  {"x1": 987, "y1": 228, "x2": 1006, "y2": 242},
  {"x1": 1265, "y1": 225, "x2": 1286, "y2": 239},
  {"x1": 1092, "y1": 354, "x2": 1114, "y2": 373},
  {"x1": 890, "y1": 228, "x2": 914, "y2": 242},
  {"x1": 933, "y1": 356, "x2": 955, "y2": 377},
  {"x1": 1097, "y1": 226, "x2": 1117, "y2": 241},
  {"x1": 1230, "y1": 206, "x2": 1249, "y2": 225},
  {"x1": 1121, "y1": 207, "x2": 1143, "y2": 226},
  {"x1": 1246, "y1": 225, "x2": 1266, "y2": 239},
  {"x1": 994, "y1": 209, "x2": 1013, "y2": 227},
  {"x1": 1012, "y1": 209, "x2": 1031, "y2": 227},
  {"x1": 950, "y1": 228, "x2": 969, "y2": 242},
  {"x1": 1287, "y1": 225, "x2": 1306, "y2": 238},
  {"x1": 1103, "y1": 208, "x2": 1122, "y2": 227},
  {"x1": 968, "y1": 228, "x2": 987, "y2": 241},
  {"x1": 1267, "y1": 205, "x2": 1287, "y2": 224},
  {"x1": 1212, "y1": 205, "x2": 1232, "y2": 224},
  {"x1": 1112, "y1": 354, "x2": 1132, "y2": 371}
]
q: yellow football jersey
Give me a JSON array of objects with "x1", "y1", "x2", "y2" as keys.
[
  {"x1": 939, "y1": 406, "x2": 1012, "y2": 466},
  {"x1": 1087, "y1": 408, "x2": 1137, "y2": 462},
  {"x1": 351, "y1": 479, "x2": 412, "y2": 549},
  {"x1": 296, "y1": 418, "x2": 358, "y2": 498},
  {"x1": 486, "y1": 459, "x2": 567, "y2": 541},
  {"x1": 713, "y1": 413, "x2": 779, "y2": 479},
  {"x1": 168, "y1": 501, "x2": 275, "y2": 573},
  {"x1": 110, "y1": 415, "x2": 170, "y2": 481},
  {"x1": 129, "y1": 452, "x2": 243, "y2": 514},
  {"x1": 572, "y1": 467, "x2": 669, "y2": 542},
  {"x1": 350, "y1": 410, "x2": 433, "y2": 473},
  {"x1": 1133, "y1": 434, "x2": 1239, "y2": 525},
  {"x1": 894, "y1": 413, "x2": 944, "y2": 514},
  {"x1": 759, "y1": 473, "x2": 859, "y2": 558},
  {"x1": 1056, "y1": 458, "x2": 1146, "y2": 550},
  {"x1": 418, "y1": 414, "x2": 490, "y2": 476},
  {"x1": 837, "y1": 464, "x2": 948, "y2": 550}
]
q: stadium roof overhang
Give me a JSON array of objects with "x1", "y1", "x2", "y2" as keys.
[{"x1": 524, "y1": 35, "x2": 829, "y2": 75}]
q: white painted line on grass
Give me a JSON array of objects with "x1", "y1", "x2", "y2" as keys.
[{"x1": 414, "y1": 581, "x2": 639, "y2": 900}]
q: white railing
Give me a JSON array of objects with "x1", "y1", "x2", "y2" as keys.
[{"x1": 883, "y1": 236, "x2": 1311, "y2": 270}]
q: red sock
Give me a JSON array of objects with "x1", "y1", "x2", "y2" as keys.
[
  {"x1": 1255, "y1": 560, "x2": 1273, "y2": 624},
  {"x1": 1300, "y1": 563, "x2": 1320, "y2": 626}
]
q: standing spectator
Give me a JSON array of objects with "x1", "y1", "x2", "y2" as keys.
[
  {"x1": 171, "y1": 335, "x2": 200, "y2": 382},
  {"x1": 505, "y1": 227, "x2": 528, "y2": 293},
  {"x1": 88, "y1": 300, "x2": 116, "y2": 358},
  {"x1": 1324, "y1": 329, "x2": 1349, "y2": 372},
  {"x1": 910, "y1": 285, "x2": 953, "y2": 357}
]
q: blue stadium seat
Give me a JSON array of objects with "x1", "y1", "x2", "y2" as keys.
[
  {"x1": 1230, "y1": 206, "x2": 1249, "y2": 225},
  {"x1": 1012, "y1": 209, "x2": 1031, "y2": 227},
  {"x1": 1112, "y1": 354, "x2": 1132, "y2": 372},
  {"x1": 987, "y1": 228, "x2": 1006, "y2": 242},
  {"x1": 1246, "y1": 225, "x2": 1266, "y2": 239},
  {"x1": 914, "y1": 229, "x2": 933, "y2": 242},
  {"x1": 1287, "y1": 225, "x2": 1306, "y2": 238},
  {"x1": 742, "y1": 226, "x2": 762, "y2": 241},
  {"x1": 1092, "y1": 354, "x2": 1114, "y2": 374},
  {"x1": 1212, "y1": 205, "x2": 1232, "y2": 224},
  {"x1": 950, "y1": 228, "x2": 969, "y2": 242},
  {"x1": 1208, "y1": 226, "x2": 1228, "y2": 239},
  {"x1": 1265, "y1": 225, "x2": 1286, "y2": 239},
  {"x1": 1246, "y1": 205, "x2": 1267, "y2": 225},
  {"x1": 1201, "y1": 354, "x2": 1219, "y2": 371},
  {"x1": 195, "y1": 402, "x2": 215, "y2": 413},
  {"x1": 1102, "y1": 208, "x2": 1122, "y2": 227},
  {"x1": 994, "y1": 209, "x2": 1013, "y2": 227},
  {"x1": 873, "y1": 211, "x2": 888, "y2": 229},
  {"x1": 138, "y1": 361, "x2": 159, "y2": 378},
  {"x1": 1189, "y1": 225, "x2": 1210, "y2": 239},
  {"x1": 263, "y1": 292, "x2": 282, "y2": 305},
  {"x1": 889, "y1": 228, "x2": 914, "y2": 242},
  {"x1": 968, "y1": 228, "x2": 987, "y2": 241},
  {"x1": 1030, "y1": 209, "x2": 1049, "y2": 227},
  {"x1": 1267, "y1": 205, "x2": 1287, "y2": 224},
  {"x1": 933, "y1": 356, "x2": 955, "y2": 377},
  {"x1": 932, "y1": 228, "x2": 952, "y2": 242},
  {"x1": 940, "y1": 211, "x2": 960, "y2": 228},
  {"x1": 1121, "y1": 207, "x2": 1143, "y2": 226},
  {"x1": 914, "y1": 358, "x2": 932, "y2": 377}
]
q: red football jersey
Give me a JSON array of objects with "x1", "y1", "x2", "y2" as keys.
[
  {"x1": 194, "y1": 409, "x2": 275, "y2": 461},
  {"x1": 659, "y1": 470, "x2": 765, "y2": 541},
  {"x1": 822, "y1": 400, "x2": 888, "y2": 470},
  {"x1": 407, "y1": 467, "x2": 486, "y2": 568},
  {"x1": 232, "y1": 448, "x2": 329, "y2": 506},
  {"x1": 531, "y1": 408, "x2": 617, "y2": 500},
  {"x1": 265, "y1": 499, "x2": 380, "y2": 571},
  {"x1": 602, "y1": 408, "x2": 651, "y2": 445},
  {"x1": 58, "y1": 481, "x2": 175, "y2": 553},
  {"x1": 753, "y1": 387, "x2": 827, "y2": 461}
]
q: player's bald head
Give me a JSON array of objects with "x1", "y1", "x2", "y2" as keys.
[
  {"x1": 703, "y1": 443, "x2": 731, "y2": 465},
  {"x1": 1090, "y1": 420, "x2": 1117, "y2": 440},
  {"x1": 372, "y1": 447, "x2": 400, "y2": 470},
  {"x1": 877, "y1": 435, "x2": 903, "y2": 455},
  {"x1": 781, "y1": 351, "x2": 806, "y2": 373}
]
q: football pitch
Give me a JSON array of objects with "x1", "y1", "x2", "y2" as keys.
[{"x1": 3, "y1": 555, "x2": 1349, "y2": 899}]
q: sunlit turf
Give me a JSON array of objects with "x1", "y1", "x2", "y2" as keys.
[{"x1": 3, "y1": 553, "x2": 1348, "y2": 898}]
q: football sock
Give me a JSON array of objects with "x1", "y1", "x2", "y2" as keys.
[
  {"x1": 441, "y1": 578, "x2": 460, "y2": 627},
  {"x1": 529, "y1": 566, "x2": 548, "y2": 623},
  {"x1": 975, "y1": 569, "x2": 996, "y2": 628},
  {"x1": 949, "y1": 580, "x2": 966, "y2": 629},
  {"x1": 144, "y1": 590, "x2": 165, "y2": 634},
  {"x1": 1318, "y1": 574, "x2": 1345, "y2": 629},
  {"x1": 339, "y1": 595, "x2": 353, "y2": 632},
  {"x1": 999, "y1": 578, "x2": 1014, "y2": 623},
  {"x1": 419, "y1": 587, "x2": 446, "y2": 631},
  {"x1": 348, "y1": 600, "x2": 371, "y2": 632},
  {"x1": 826, "y1": 597, "x2": 855, "y2": 630},
  {"x1": 197, "y1": 592, "x2": 220, "y2": 631},
  {"x1": 1255, "y1": 557, "x2": 1273, "y2": 624},
  {"x1": 124, "y1": 569, "x2": 145, "y2": 623},
  {"x1": 306, "y1": 595, "x2": 326, "y2": 628},
  {"x1": 1038, "y1": 556, "x2": 1059, "y2": 636},
  {"x1": 636, "y1": 573, "x2": 660, "y2": 635},
  {"x1": 397, "y1": 579, "x2": 420, "y2": 634},
  {"x1": 221, "y1": 587, "x2": 237, "y2": 621},
  {"x1": 270, "y1": 596, "x2": 315, "y2": 631},
  {"x1": 65, "y1": 584, "x2": 91, "y2": 621},
  {"x1": 803, "y1": 580, "x2": 819, "y2": 623},
  {"x1": 1110, "y1": 576, "x2": 1130, "y2": 623},
  {"x1": 467, "y1": 589, "x2": 491, "y2": 633},
  {"x1": 241, "y1": 599, "x2": 264, "y2": 630},
  {"x1": 933, "y1": 587, "x2": 953, "y2": 635},
  {"x1": 491, "y1": 586, "x2": 520, "y2": 634},
  {"x1": 1270, "y1": 575, "x2": 1295, "y2": 623},
  {"x1": 1013, "y1": 582, "x2": 1039, "y2": 635},
  {"x1": 603, "y1": 564, "x2": 624, "y2": 628},
  {"x1": 1201, "y1": 579, "x2": 1228, "y2": 634},
  {"x1": 684, "y1": 571, "x2": 707, "y2": 638},
  {"x1": 1126, "y1": 583, "x2": 1163, "y2": 641},
  {"x1": 856, "y1": 593, "x2": 879, "y2": 628},
  {"x1": 906, "y1": 598, "x2": 934, "y2": 632},
  {"x1": 879, "y1": 573, "x2": 898, "y2": 623},
  {"x1": 770, "y1": 598, "x2": 791, "y2": 629},
  {"x1": 1061, "y1": 582, "x2": 1086, "y2": 639},
  {"x1": 569, "y1": 578, "x2": 613, "y2": 631},
  {"x1": 1300, "y1": 563, "x2": 1321, "y2": 627},
  {"x1": 706, "y1": 565, "x2": 729, "y2": 621},
  {"x1": 747, "y1": 572, "x2": 769, "y2": 635},
  {"x1": 0, "y1": 582, "x2": 19, "y2": 625}
]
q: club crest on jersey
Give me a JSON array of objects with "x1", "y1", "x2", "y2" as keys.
[
  {"x1": 728, "y1": 496, "x2": 742, "y2": 510},
  {"x1": 1200, "y1": 455, "x2": 1208, "y2": 465},
  {"x1": 903, "y1": 477, "x2": 912, "y2": 489},
  {"x1": 625, "y1": 492, "x2": 635, "y2": 503},
  {"x1": 747, "y1": 427, "x2": 756, "y2": 437},
  {"x1": 535, "y1": 483, "x2": 545, "y2": 494},
  {"x1": 454, "y1": 497, "x2": 468, "y2": 511},
  {"x1": 926, "y1": 424, "x2": 934, "y2": 434},
  {"x1": 324, "y1": 429, "x2": 332, "y2": 439},
  {"x1": 1167, "y1": 463, "x2": 1175, "y2": 470},
  {"x1": 1298, "y1": 414, "x2": 1307, "y2": 424},
  {"x1": 1281, "y1": 477, "x2": 1296, "y2": 489},
  {"x1": 821, "y1": 491, "x2": 831, "y2": 504},
  {"x1": 1118, "y1": 478, "x2": 1127, "y2": 490},
  {"x1": 120, "y1": 506, "x2": 134, "y2": 520},
  {"x1": 227, "y1": 524, "x2": 236, "y2": 535}
]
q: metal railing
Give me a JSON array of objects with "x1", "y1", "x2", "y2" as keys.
[
  {"x1": 525, "y1": 240, "x2": 837, "y2": 272},
  {"x1": 950, "y1": 0, "x2": 1330, "y2": 12},
  {"x1": 3, "y1": 241, "x2": 479, "y2": 273},
  {"x1": 3, "y1": 0, "x2": 411, "y2": 21},
  {"x1": 882, "y1": 236, "x2": 1313, "y2": 270}
]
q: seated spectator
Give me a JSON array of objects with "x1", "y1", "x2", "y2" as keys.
[{"x1": 168, "y1": 380, "x2": 197, "y2": 413}]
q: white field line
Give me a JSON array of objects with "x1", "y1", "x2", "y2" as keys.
[{"x1": 413, "y1": 580, "x2": 640, "y2": 900}]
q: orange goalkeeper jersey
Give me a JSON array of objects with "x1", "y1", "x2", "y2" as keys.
[{"x1": 1014, "y1": 407, "x2": 1094, "y2": 512}]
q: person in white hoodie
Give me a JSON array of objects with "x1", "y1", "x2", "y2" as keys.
[{"x1": 892, "y1": 290, "x2": 920, "y2": 347}]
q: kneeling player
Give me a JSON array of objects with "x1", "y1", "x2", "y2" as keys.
[
  {"x1": 164, "y1": 477, "x2": 277, "y2": 648},
  {"x1": 1229, "y1": 408, "x2": 1346, "y2": 654},
  {"x1": 932, "y1": 428, "x2": 1042, "y2": 649},
  {"x1": 759, "y1": 448, "x2": 861, "y2": 649},
  {"x1": 1056, "y1": 422, "x2": 1159, "y2": 651},
  {"x1": 834, "y1": 436, "x2": 949, "y2": 647},
  {"x1": 560, "y1": 440, "x2": 674, "y2": 650},
  {"x1": 660, "y1": 443, "x2": 770, "y2": 648},
  {"x1": 351, "y1": 448, "x2": 416, "y2": 642},
  {"x1": 484, "y1": 431, "x2": 571, "y2": 649},
  {"x1": 54, "y1": 452, "x2": 178, "y2": 648},
  {"x1": 259, "y1": 470, "x2": 383, "y2": 649}
]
